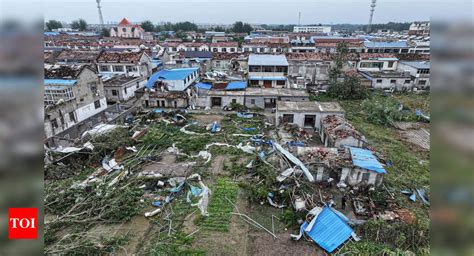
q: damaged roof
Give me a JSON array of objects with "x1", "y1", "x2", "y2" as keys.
[
  {"x1": 44, "y1": 64, "x2": 95, "y2": 79},
  {"x1": 97, "y1": 51, "x2": 146, "y2": 63},
  {"x1": 348, "y1": 147, "x2": 387, "y2": 174},
  {"x1": 276, "y1": 101, "x2": 344, "y2": 113},
  {"x1": 321, "y1": 115, "x2": 365, "y2": 141}
]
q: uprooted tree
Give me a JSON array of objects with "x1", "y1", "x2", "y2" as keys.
[{"x1": 327, "y1": 42, "x2": 369, "y2": 100}]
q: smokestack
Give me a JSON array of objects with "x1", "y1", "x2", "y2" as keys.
[{"x1": 367, "y1": 0, "x2": 376, "y2": 33}]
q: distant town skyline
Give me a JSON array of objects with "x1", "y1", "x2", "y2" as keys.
[{"x1": 34, "y1": 0, "x2": 472, "y2": 25}]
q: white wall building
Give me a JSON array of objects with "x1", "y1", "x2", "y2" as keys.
[
  {"x1": 397, "y1": 61, "x2": 430, "y2": 89},
  {"x1": 248, "y1": 54, "x2": 289, "y2": 88},
  {"x1": 146, "y1": 67, "x2": 199, "y2": 92},
  {"x1": 293, "y1": 26, "x2": 331, "y2": 33},
  {"x1": 97, "y1": 51, "x2": 152, "y2": 78},
  {"x1": 110, "y1": 18, "x2": 145, "y2": 39}
]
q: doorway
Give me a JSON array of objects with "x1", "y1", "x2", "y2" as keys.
[
  {"x1": 304, "y1": 115, "x2": 316, "y2": 128},
  {"x1": 263, "y1": 80, "x2": 272, "y2": 88},
  {"x1": 211, "y1": 97, "x2": 222, "y2": 107}
]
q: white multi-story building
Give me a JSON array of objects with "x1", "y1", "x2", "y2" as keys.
[
  {"x1": 397, "y1": 61, "x2": 430, "y2": 89},
  {"x1": 248, "y1": 54, "x2": 289, "y2": 88},
  {"x1": 146, "y1": 67, "x2": 199, "y2": 92},
  {"x1": 44, "y1": 64, "x2": 107, "y2": 139},
  {"x1": 408, "y1": 22, "x2": 430, "y2": 36},
  {"x1": 293, "y1": 26, "x2": 331, "y2": 33}
]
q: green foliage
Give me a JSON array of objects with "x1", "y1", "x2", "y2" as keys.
[
  {"x1": 71, "y1": 19, "x2": 87, "y2": 31},
  {"x1": 232, "y1": 21, "x2": 253, "y2": 34},
  {"x1": 157, "y1": 21, "x2": 198, "y2": 32},
  {"x1": 327, "y1": 75, "x2": 369, "y2": 100},
  {"x1": 353, "y1": 219, "x2": 429, "y2": 253},
  {"x1": 329, "y1": 42, "x2": 349, "y2": 83},
  {"x1": 361, "y1": 96, "x2": 417, "y2": 126},
  {"x1": 229, "y1": 101, "x2": 247, "y2": 112},
  {"x1": 45, "y1": 20, "x2": 62, "y2": 31},
  {"x1": 100, "y1": 27, "x2": 110, "y2": 37},
  {"x1": 141, "y1": 20, "x2": 155, "y2": 32},
  {"x1": 199, "y1": 179, "x2": 239, "y2": 232}
]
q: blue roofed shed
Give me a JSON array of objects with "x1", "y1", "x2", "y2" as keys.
[
  {"x1": 146, "y1": 67, "x2": 199, "y2": 90},
  {"x1": 196, "y1": 82, "x2": 212, "y2": 90},
  {"x1": 306, "y1": 206, "x2": 354, "y2": 253},
  {"x1": 348, "y1": 147, "x2": 387, "y2": 174}
]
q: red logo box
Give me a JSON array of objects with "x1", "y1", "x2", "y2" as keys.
[{"x1": 8, "y1": 208, "x2": 38, "y2": 239}]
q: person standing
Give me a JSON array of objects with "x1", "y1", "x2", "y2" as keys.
[{"x1": 341, "y1": 194, "x2": 347, "y2": 210}]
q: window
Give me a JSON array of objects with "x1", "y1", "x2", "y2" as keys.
[
  {"x1": 111, "y1": 89, "x2": 118, "y2": 96},
  {"x1": 222, "y1": 48, "x2": 227, "y2": 52},
  {"x1": 263, "y1": 66, "x2": 273, "y2": 72},
  {"x1": 213, "y1": 48, "x2": 218, "y2": 52},
  {"x1": 113, "y1": 65, "x2": 124, "y2": 72},
  {"x1": 250, "y1": 99, "x2": 256, "y2": 104},
  {"x1": 51, "y1": 119, "x2": 58, "y2": 129},
  {"x1": 88, "y1": 82, "x2": 98, "y2": 94},
  {"x1": 282, "y1": 114, "x2": 294, "y2": 123},
  {"x1": 94, "y1": 100, "x2": 101, "y2": 109},
  {"x1": 124, "y1": 87, "x2": 128, "y2": 94},
  {"x1": 126, "y1": 65, "x2": 137, "y2": 72},
  {"x1": 404, "y1": 80, "x2": 411, "y2": 84},
  {"x1": 276, "y1": 80, "x2": 286, "y2": 86},
  {"x1": 390, "y1": 79, "x2": 396, "y2": 84},
  {"x1": 276, "y1": 66, "x2": 287, "y2": 73},
  {"x1": 362, "y1": 172, "x2": 370, "y2": 182},
  {"x1": 360, "y1": 62, "x2": 383, "y2": 69},
  {"x1": 249, "y1": 66, "x2": 261, "y2": 72},
  {"x1": 122, "y1": 28, "x2": 126, "y2": 32},
  {"x1": 232, "y1": 99, "x2": 237, "y2": 103},
  {"x1": 100, "y1": 65, "x2": 110, "y2": 72},
  {"x1": 230, "y1": 48, "x2": 235, "y2": 52},
  {"x1": 250, "y1": 80, "x2": 259, "y2": 86},
  {"x1": 376, "y1": 79, "x2": 382, "y2": 83},
  {"x1": 69, "y1": 112, "x2": 76, "y2": 123},
  {"x1": 387, "y1": 61, "x2": 394, "y2": 68},
  {"x1": 418, "y1": 80, "x2": 427, "y2": 85}
]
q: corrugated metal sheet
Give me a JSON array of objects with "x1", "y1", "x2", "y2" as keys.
[
  {"x1": 196, "y1": 82, "x2": 212, "y2": 90},
  {"x1": 147, "y1": 68, "x2": 198, "y2": 88},
  {"x1": 44, "y1": 79, "x2": 77, "y2": 86},
  {"x1": 248, "y1": 76, "x2": 287, "y2": 81},
  {"x1": 225, "y1": 81, "x2": 247, "y2": 90},
  {"x1": 306, "y1": 206, "x2": 353, "y2": 253},
  {"x1": 364, "y1": 41, "x2": 408, "y2": 48},
  {"x1": 349, "y1": 147, "x2": 387, "y2": 174},
  {"x1": 248, "y1": 54, "x2": 289, "y2": 66}
]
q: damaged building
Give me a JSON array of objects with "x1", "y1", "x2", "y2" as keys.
[
  {"x1": 44, "y1": 64, "x2": 107, "y2": 141},
  {"x1": 102, "y1": 75, "x2": 147, "y2": 103},
  {"x1": 319, "y1": 115, "x2": 366, "y2": 148},
  {"x1": 276, "y1": 101, "x2": 344, "y2": 129},
  {"x1": 96, "y1": 50, "x2": 153, "y2": 78}
]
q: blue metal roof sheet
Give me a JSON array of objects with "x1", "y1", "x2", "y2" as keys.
[
  {"x1": 146, "y1": 68, "x2": 198, "y2": 88},
  {"x1": 44, "y1": 79, "x2": 77, "y2": 86},
  {"x1": 349, "y1": 147, "x2": 387, "y2": 174},
  {"x1": 225, "y1": 81, "x2": 247, "y2": 90},
  {"x1": 364, "y1": 41, "x2": 408, "y2": 48},
  {"x1": 248, "y1": 76, "x2": 287, "y2": 81},
  {"x1": 196, "y1": 82, "x2": 212, "y2": 90},
  {"x1": 306, "y1": 206, "x2": 354, "y2": 253}
]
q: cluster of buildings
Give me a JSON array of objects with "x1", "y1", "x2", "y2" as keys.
[{"x1": 43, "y1": 20, "x2": 430, "y2": 147}]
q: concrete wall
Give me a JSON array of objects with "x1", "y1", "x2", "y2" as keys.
[{"x1": 341, "y1": 167, "x2": 383, "y2": 187}]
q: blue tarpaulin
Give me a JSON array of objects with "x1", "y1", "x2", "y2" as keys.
[
  {"x1": 306, "y1": 206, "x2": 354, "y2": 253},
  {"x1": 287, "y1": 141, "x2": 306, "y2": 147},
  {"x1": 241, "y1": 127, "x2": 257, "y2": 132},
  {"x1": 237, "y1": 112, "x2": 253, "y2": 118},
  {"x1": 348, "y1": 147, "x2": 387, "y2": 174},
  {"x1": 153, "y1": 108, "x2": 164, "y2": 113},
  {"x1": 225, "y1": 81, "x2": 247, "y2": 90},
  {"x1": 152, "y1": 201, "x2": 162, "y2": 207},
  {"x1": 211, "y1": 122, "x2": 220, "y2": 133},
  {"x1": 196, "y1": 82, "x2": 212, "y2": 90}
]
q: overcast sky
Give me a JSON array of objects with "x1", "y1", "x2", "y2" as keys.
[{"x1": 4, "y1": 0, "x2": 473, "y2": 25}]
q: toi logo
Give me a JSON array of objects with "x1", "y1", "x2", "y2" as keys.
[{"x1": 8, "y1": 208, "x2": 38, "y2": 239}]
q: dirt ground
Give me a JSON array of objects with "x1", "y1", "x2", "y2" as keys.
[
  {"x1": 394, "y1": 122, "x2": 430, "y2": 151},
  {"x1": 192, "y1": 114, "x2": 225, "y2": 124}
]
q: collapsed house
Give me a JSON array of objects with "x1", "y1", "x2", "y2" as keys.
[
  {"x1": 319, "y1": 115, "x2": 366, "y2": 148},
  {"x1": 296, "y1": 146, "x2": 386, "y2": 187},
  {"x1": 276, "y1": 101, "x2": 344, "y2": 129}
]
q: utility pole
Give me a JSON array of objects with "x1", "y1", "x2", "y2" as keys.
[{"x1": 298, "y1": 12, "x2": 301, "y2": 26}]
